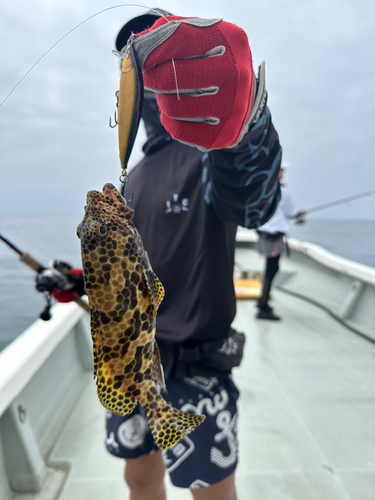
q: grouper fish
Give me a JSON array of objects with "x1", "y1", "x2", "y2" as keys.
[{"x1": 76, "y1": 183, "x2": 205, "y2": 450}]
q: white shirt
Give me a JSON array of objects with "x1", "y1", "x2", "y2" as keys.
[{"x1": 258, "y1": 185, "x2": 296, "y2": 234}]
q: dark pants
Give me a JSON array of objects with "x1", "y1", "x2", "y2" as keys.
[{"x1": 259, "y1": 254, "x2": 280, "y2": 308}]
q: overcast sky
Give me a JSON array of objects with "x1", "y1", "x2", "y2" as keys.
[{"x1": 0, "y1": 0, "x2": 374, "y2": 219}]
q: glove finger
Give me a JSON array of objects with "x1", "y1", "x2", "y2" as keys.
[
  {"x1": 145, "y1": 53, "x2": 252, "y2": 114},
  {"x1": 134, "y1": 17, "x2": 224, "y2": 69},
  {"x1": 146, "y1": 56, "x2": 253, "y2": 149},
  {"x1": 144, "y1": 54, "x2": 229, "y2": 95},
  {"x1": 160, "y1": 115, "x2": 222, "y2": 149}
]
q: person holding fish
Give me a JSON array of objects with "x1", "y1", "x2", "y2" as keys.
[{"x1": 77, "y1": 9, "x2": 283, "y2": 500}]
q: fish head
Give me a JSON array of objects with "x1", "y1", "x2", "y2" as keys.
[
  {"x1": 77, "y1": 183, "x2": 134, "y2": 240},
  {"x1": 76, "y1": 183, "x2": 136, "y2": 300}
]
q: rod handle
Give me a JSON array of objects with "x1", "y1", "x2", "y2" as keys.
[{"x1": 19, "y1": 252, "x2": 44, "y2": 272}]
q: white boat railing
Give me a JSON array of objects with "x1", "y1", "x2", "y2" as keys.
[
  {"x1": 236, "y1": 230, "x2": 375, "y2": 286},
  {"x1": 0, "y1": 301, "x2": 87, "y2": 418}
]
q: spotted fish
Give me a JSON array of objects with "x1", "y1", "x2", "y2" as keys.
[{"x1": 76, "y1": 183, "x2": 205, "y2": 450}]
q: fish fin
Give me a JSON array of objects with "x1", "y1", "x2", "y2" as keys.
[
  {"x1": 144, "y1": 393, "x2": 205, "y2": 451},
  {"x1": 152, "y1": 341, "x2": 167, "y2": 393},
  {"x1": 144, "y1": 269, "x2": 165, "y2": 311},
  {"x1": 90, "y1": 311, "x2": 101, "y2": 378},
  {"x1": 96, "y1": 365, "x2": 137, "y2": 416}
]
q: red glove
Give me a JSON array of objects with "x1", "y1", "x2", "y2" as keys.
[
  {"x1": 69, "y1": 268, "x2": 84, "y2": 278},
  {"x1": 51, "y1": 268, "x2": 84, "y2": 303},
  {"x1": 132, "y1": 16, "x2": 255, "y2": 151},
  {"x1": 51, "y1": 289, "x2": 78, "y2": 303}
]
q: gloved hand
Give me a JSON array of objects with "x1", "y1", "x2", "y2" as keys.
[
  {"x1": 131, "y1": 16, "x2": 256, "y2": 151},
  {"x1": 51, "y1": 268, "x2": 84, "y2": 302},
  {"x1": 295, "y1": 210, "x2": 306, "y2": 225},
  {"x1": 51, "y1": 289, "x2": 79, "y2": 303},
  {"x1": 35, "y1": 266, "x2": 84, "y2": 303}
]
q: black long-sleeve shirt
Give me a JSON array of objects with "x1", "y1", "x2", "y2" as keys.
[{"x1": 126, "y1": 105, "x2": 281, "y2": 377}]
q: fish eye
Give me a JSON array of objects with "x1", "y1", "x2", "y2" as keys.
[{"x1": 99, "y1": 224, "x2": 107, "y2": 235}]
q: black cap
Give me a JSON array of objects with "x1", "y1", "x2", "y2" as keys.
[{"x1": 115, "y1": 8, "x2": 173, "y2": 52}]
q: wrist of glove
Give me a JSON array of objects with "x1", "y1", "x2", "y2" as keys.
[{"x1": 132, "y1": 16, "x2": 262, "y2": 151}]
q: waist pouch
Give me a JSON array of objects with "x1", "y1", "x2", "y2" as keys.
[
  {"x1": 179, "y1": 328, "x2": 246, "y2": 372},
  {"x1": 257, "y1": 230, "x2": 285, "y2": 241}
]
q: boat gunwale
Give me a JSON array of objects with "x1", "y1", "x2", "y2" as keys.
[
  {"x1": 0, "y1": 301, "x2": 87, "y2": 417},
  {"x1": 236, "y1": 230, "x2": 375, "y2": 286}
]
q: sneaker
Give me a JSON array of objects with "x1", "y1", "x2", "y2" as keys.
[
  {"x1": 256, "y1": 302, "x2": 273, "y2": 312},
  {"x1": 256, "y1": 309, "x2": 281, "y2": 321}
]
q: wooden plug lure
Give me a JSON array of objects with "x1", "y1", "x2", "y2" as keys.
[{"x1": 117, "y1": 43, "x2": 144, "y2": 183}]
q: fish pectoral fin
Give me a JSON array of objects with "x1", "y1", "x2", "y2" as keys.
[
  {"x1": 152, "y1": 341, "x2": 167, "y2": 393},
  {"x1": 144, "y1": 395, "x2": 205, "y2": 451},
  {"x1": 144, "y1": 269, "x2": 165, "y2": 311}
]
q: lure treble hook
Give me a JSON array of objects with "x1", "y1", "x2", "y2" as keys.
[
  {"x1": 109, "y1": 90, "x2": 120, "y2": 128},
  {"x1": 109, "y1": 110, "x2": 118, "y2": 128}
]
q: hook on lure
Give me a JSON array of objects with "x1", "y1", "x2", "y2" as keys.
[
  {"x1": 109, "y1": 91, "x2": 119, "y2": 128},
  {"x1": 109, "y1": 110, "x2": 118, "y2": 128}
]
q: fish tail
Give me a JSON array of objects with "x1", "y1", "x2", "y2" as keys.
[{"x1": 144, "y1": 393, "x2": 205, "y2": 451}]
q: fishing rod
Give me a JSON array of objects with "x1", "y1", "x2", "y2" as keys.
[
  {"x1": 294, "y1": 188, "x2": 375, "y2": 224},
  {"x1": 305, "y1": 188, "x2": 375, "y2": 215},
  {"x1": 0, "y1": 232, "x2": 89, "y2": 320}
]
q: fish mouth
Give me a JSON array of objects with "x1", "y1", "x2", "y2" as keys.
[
  {"x1": 85, "y1": 184, "x2": 126, "y2": 207},
  {"x1": 84, "y1": 183, "x2": 133, "y2": 220},
  {"x1": 103, "y1": 183, "x2": 126, "y2": 205}
]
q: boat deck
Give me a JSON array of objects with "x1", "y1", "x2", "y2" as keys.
[{"x1": 43, "y1": 284, "x2": 375, "y2": 499}]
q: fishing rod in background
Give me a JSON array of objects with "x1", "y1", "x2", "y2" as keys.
[
  {"x1": 0, "y1": 233, "x2": 89, "y2": 320},
  {"x1": 295, "y1": 188, "x2": 375, "y2": 223}
]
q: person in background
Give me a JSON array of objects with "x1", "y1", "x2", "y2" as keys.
[
  {"x1": 256, "y1": 162, "x2": 306, "y2": 321},
  {"x1": 64, "y1": 8, "x2": 283, "y2": 500}
]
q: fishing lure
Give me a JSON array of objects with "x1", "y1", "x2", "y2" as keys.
[{"x1": 115, "y1": 41, "x2": 144, "y2": 185}]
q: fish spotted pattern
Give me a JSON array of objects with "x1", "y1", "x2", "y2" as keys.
[{"x1": 77, "y1": 183, "x2": 205, "y2": 450}]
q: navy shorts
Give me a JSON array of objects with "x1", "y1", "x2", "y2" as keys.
[{"x1": 105, "y1": 376, "x2": 240, "y2": 489}]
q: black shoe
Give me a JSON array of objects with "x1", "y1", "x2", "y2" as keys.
[
  {"x1": 256, "y1": 301, "x2": 273, "y2": 312},
  {"x1": 256, "y1": 309, "x2": 281, "y2": 321}
]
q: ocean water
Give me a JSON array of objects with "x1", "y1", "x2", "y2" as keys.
[{"x1": 0, "y1": 214, "x2": 374, "y2": 352}]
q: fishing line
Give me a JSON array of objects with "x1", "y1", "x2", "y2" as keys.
[
  {"x1": 171, "y1": 58, "x2": 181, "y2": 101},
  {"x1": 276, "y1": 285, "x2": 375, "y2": 346},
  {"x1": 0, "y1": 4, "x2": 171, "y2": 109}
]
